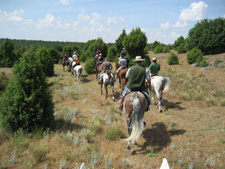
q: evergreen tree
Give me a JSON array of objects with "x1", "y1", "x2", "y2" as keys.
[
  {"x1": 123, "y1": 28, "x2": 150, "y2": 66},
  {"x1": 49, "y1": 48, "x2": 59, "y2": 64},
  {"x1": 151, "y1": 41, "x2": 160, "y2": 51},
  {"x1": 186, "y1": 18, "x2": 225, "y2": 54},
  {"x1": 0, "y1": 54, "x2": 54, "y2": 132},
  {"x1": 35, "y1": 47, "x2": 54, "y2": 76},
  {"x1": 168, "y1": 53, "x2": 179, "y2": 65},
  {"x1": 84, "y1": 57, "x2": 95, "y2": 74},
  {"x1": 163, "y1": 45, "x2": 170, "y2": 53},
  {"x1": 0, "y1": 39, "x2": 17, "y2": 67},
  {"x1": 153, "y1": 44, "x2": 163, "y2": 54},
  {"x1": 107, "y1": 46, "x2": 117, "y2": 62},
  {"x1": 115, "y1": 29, "x2": 127, "y2": 54},
  {"x1": 187, "y1": 47, "x2": 203, "y2": 64},
  {"x1": 81, "y1": 38, "x2": 107, "y2": 62},
  {"x1": 174, "y1": 36, "x2": 185, "y2": 50}
]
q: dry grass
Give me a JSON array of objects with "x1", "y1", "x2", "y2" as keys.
[{"x1": 0, "y1": 52, "x2": 225, "y2": 168}]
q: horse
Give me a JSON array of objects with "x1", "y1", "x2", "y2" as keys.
[
  {"x1": 100, "y1": 70, "x2": 115, "y2": 101},
  {"x1": 68, "y1": 57, "x2": 74, "y2": 72},
  {"x1": 122, "y1": 91, "x2": 147, "y2": 150},
  {"x1": 95, "y1": 58, "x2": 102, "y2": 79},
  {"x1": 150, "y1": 76, "x2": 171, "y2": 112},
  {"x1": 115, "y1": 62, "x2": 128, "y2": 90},
  {"x1": 72, "y1": 65, "x2": 83, "y2": 82}
]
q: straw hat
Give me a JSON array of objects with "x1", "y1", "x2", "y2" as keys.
[
  {"x1": 133, "y1": 56, "x2": 145, "y2": 62},
  {"x1": 73, "y1": 52, "x2": 76, "y2": 54},
  {"x1": 152, "y1": 57, "x2": 157, "y2": 61}
]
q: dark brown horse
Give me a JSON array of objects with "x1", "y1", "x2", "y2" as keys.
[
  {"x1": 122, "y1": 91, "x2": 147, "y2": 150},
  {"x1": 115, "y1": 62, "x2": 128, "y2": 90}
]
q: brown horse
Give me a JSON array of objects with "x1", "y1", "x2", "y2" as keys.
[
  {"x1": 122, "y1": 91, "x2": 147, "y2": 150},
  {"x1": 115, "y1": 62, "x2": 128, "y2": 90},
  {"x1": 100, "y1": 70, "x2": 115, "y2": 101}
]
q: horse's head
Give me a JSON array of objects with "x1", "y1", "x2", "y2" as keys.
[{"x1": 115, "y1": 62, "x2": 120, "y2": 70}]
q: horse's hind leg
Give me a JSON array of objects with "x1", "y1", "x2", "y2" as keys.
[
  {"x1": 105, "y1": 86, "x2": 108, "y2": 99},
  {"x1": 155, "y1": 90, "x2": 162, "y2": 112},
  {"x1": 111, "y1": 85, "x2": 115, "y2": 101}
]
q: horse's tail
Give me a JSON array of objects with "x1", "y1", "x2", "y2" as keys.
[
  {"x1": 162, "y1": 77, "x2": 171, "y2": 92},
  {"x1": 124, "y1": 92, "x2": 144, "y2": 144}
]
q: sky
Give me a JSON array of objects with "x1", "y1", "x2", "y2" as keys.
[{"x1": 0, "y1": 0, "x2": 224, "y2": 44}]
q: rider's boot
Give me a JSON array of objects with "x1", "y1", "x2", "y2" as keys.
[{"x1": 119, "y1": 95, "x2": 124, "y2": 111}]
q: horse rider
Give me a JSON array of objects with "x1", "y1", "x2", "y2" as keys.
[
  {"x1": 73, "y1": 55, "x2": 80, "y2": 69},
  {"x1": 119, "y1": 56, "x2": 151, "y2": 111},
  {"x1": 72, "y1": 51, "x2": 77, "y2": 61},
  {"x1": 98, "y1": 58, "x2": 115, "y2": 84},
  {"x1": 95, "y1": 49, "x2": 101, "y2": 58},
  {"x1": 63, "y1": 53, "x2": 68, "y2": 62},
  {"x1": 148, "y1": 57, "x2": 160, "y2": 77},
  {"x1": 120, "y1": 47, "x2": 127, "y2": 57},
  {"x1": 116, "y1": 55, "x2": 128, "y2": 78},
  {"x1": 96, "y1": 53, "x2": 103, "y2": 67}
]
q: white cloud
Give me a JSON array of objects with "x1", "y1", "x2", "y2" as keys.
[
  {"x1": 161, "y1": 21, "x2": 187, "y2": 30},
  {"x1": 107, "y1": 17, "x2": 124, "y2": 25},
  {"x1": 36, "y1": 14, "x2": 70, "y2": 29},
  {"x1": 60, "y1": 0, "x2": 69, "y2": 5},
  {"x1": 107, "y1": 17, "x2": 117, "y2": 24},
  {"x1": 179, "y1": 1, "x2": 208, "y2": 22},
  {"x1": 73, "y1": 21, "x2": 80, "y2": 27}
]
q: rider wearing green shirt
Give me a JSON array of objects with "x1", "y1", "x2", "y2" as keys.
[{"x1": 149, "y1": 57, "x2": 160, "y2": 77}]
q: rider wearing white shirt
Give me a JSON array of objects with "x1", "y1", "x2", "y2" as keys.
[
  {"x1": 117, "y1": 55, "x2": 128, "y2": 76},
  {"x1": 72, "y1": 52, "x2": 77, "y2": 61}
]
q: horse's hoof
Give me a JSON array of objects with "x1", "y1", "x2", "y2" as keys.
[{"x1": 160, "y1": 110, "x2": 162, "y2": 113}]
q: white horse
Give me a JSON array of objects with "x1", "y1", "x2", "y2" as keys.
[
  {"x1": 100, "y1": 70, "x2": 115, "y2": 101},
  {"x1": 150, "y1": 76, "x2": 171, "y2": 112},
  {"x1": 68, "y1": 57, "x2": 75, "y2": 72},
  {"x1": 73, "y1": 65, "x2": 82, "y2": 82}
]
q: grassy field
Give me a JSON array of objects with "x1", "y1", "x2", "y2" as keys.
[{"x1": 0, "y1": 51, "x2": 225, "y2": 169}]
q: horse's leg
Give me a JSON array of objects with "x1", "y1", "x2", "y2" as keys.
[
  {"x1": 101, "y1": 84, "x2": 103, "y2": 95},
  {"x1": 152, "y1": 90, "x2": 157, "y2": 105},
  {"x1": 105, "y1": 85, "x2": 108, "y2": 99},
  {"x1": 111, "y1": 85, "x2": 115, "y2": 101},
  {"x1": 118, "y1": 76, "x2": 121, "y2": 88},
  {"x1": 155, "y1": 90, "x2": 162, "y2": 112}
]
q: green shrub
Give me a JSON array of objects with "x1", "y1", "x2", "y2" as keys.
[
  {"x1": 200, "y1": 59, "x2": 209, "y2": 67},
  {"x1": 168, "y1": 53, "x2": 179, "y2": 65},
  {"x1": 84, "y1": 57, "x2": 95, "y2": 74},
  {"x1": 177, "y1": 43, "x2": 187, "y2": 54},
  {"x1": 105, "y1": 126, "x2": 125, "y2": 140},
  {"x1": 187, "y1": 47, "x2": 203, "y2": 64},
  {"x1": 163, "y1": 45, "x2": 170, "y2": 53},
  {"x1": 0, "y1": 55, "x2": 54, "y2": 132},
  {"x1": 153, "y1": 45, "x2": 163, "y2": 54},
  {"x1": 213, "y1": 59, "x2": 222, "y2": 67},
  {"x1": 0, "y1": 72, "x2": 9, "y2": 93},
  {"x1": 107, "y1": 46, "x2": 117, "y2": 62},
  {"x1": 35, "y1": 47, "x2": 54, "y2": 76}
]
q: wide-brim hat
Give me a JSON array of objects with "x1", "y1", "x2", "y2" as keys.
[
  {"x1": 152, "y1": 57, "x2": 157, "y2": 61},
  {"x1": 73, "y1": 52, "x2": 76, "y2": 54},
  {"x1": 134, "y1": 56, "x2": 145, "y2": 62}
]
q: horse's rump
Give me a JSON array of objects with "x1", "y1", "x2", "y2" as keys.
[
  {"x1": 123, "y1": 91, "x2": 147, "y2": 143},
  {"x1": 151, "y1": 76, "x2": 171, "y2": 92}
]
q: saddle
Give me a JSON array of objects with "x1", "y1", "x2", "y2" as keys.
[{"x1": 124, "y1": 87, "x2": 150, "y2": 100}]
